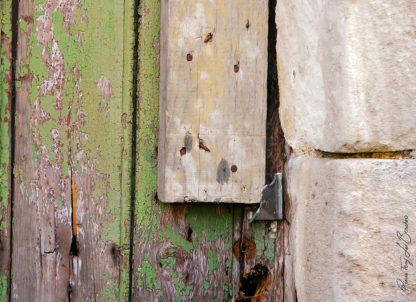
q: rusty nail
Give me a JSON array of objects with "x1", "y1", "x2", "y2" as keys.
[{"x1": 231, "y1": 165, "x2": 238, "y2": 173}]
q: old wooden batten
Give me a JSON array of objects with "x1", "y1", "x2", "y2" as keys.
[{"x1": 158, "y1": 0, "x2": 268, "y2": 203}]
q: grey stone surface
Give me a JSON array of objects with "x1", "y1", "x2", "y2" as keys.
[
  {"x1": 287, "y1": 157, "x2": 416, "y2": 302},
  {"x1": 276, "y1": 1, "x2": 416, "y2": 152}
]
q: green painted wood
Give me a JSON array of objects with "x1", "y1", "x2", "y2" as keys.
[
  {"x1": 0, "y1": 0, "x2": 13, "y2": 300},
  {"x1": 11, "y1": 0, "x2": 134, "y2": 300},
  {"x1": 1, "y1": 0, "x2": 283, "y2": 301},
  {"x1": 132, "y1": 1, "x2": 241, "y2": 300}
]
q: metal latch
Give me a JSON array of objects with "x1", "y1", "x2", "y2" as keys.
[{"x1": 248, "y1": 173, "x2": 283, "y2": 222}]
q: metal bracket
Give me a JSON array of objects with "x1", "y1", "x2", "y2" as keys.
[{"x1": 248, "y1": 173, "x2": 283, "y2": 222}]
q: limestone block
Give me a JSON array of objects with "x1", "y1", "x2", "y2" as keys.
[
  {"x1": 276, "y1": 1, "x2": 416, "y2": 152},
  {"x1": 288, "y1": 157, "x2": 416, "y2": 302}
]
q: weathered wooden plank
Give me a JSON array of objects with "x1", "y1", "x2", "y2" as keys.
[
  {"x1": 158, "y1": 0, "x2": 268, "y2": 203},
  {"x1": 12, "y1": 0, "x2": 134, "y2": 300},
  {"x1": 0, "y1": 0, "x2": 13, "y2": 300},
  {"x1": 133, "y1": 1, "x2": 241, "y2": 300}
]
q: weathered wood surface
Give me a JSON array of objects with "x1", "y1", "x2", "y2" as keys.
[
  {"x1": 133, "y1": 1, "x2": 237, "y2": 299},
  {"x1": 0, "y1": 0, "x2": 13, "y2": 300},
  {"x1": 12, "y1": 0, "x2": 133, "y2": 300},
  {"x1": 1, "y1": 0, "x2": 284, "y2": 301},
  {"x1": 133, "y1": 1, "x2": 283, "y2": 301},
  {"x1": 158, "y1": 0, "x2": 269, "y2": 203}
]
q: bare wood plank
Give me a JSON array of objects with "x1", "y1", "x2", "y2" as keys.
[
  {"x1": 12, "y1": 0, "x2": 134, "y2": 300},
  {"x1": 12, "y1": 1, "x2": 72, "y2": 300},
  {"x1": 158, "y1": 0, "x2": 268, "y2": 203},
  {"x1": 0, "y1": 0, "x2": 13, "y2": 300},
  {"x1": 133, "y1": 1, "x2": 240, "y2": 300}
]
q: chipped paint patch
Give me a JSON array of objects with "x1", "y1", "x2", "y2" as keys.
[{"x1": 97, "y1": 75, "x2": 113, "y2": 104}]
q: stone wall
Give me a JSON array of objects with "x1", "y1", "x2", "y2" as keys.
[{"x1": 276, "y1": 1, "x2": 416, "y2": 301}]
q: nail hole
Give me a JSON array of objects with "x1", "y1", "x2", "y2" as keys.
[
  {"x1": 180, "y1": 147, "x2": 186, "y2": 156},
  {"x1": 231, "y1": 165, "x2": 238, "y2": 173},
  {"x1": 186, "y1": 53, "x2": 193, "y2": 61},
  {"x1": 246, "y1": 19, "x2": 250, "y2": 29},
  {"x1": 204, "y1": 32, "x2": 213, "y2": 43},
  {"x1": 234, "y1": 62, "x2": 239, "y2": 73}
]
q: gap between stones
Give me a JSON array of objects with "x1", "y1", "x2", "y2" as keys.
[{"x1": 316, "y1": 149, "x2": 413, "y2": 159}]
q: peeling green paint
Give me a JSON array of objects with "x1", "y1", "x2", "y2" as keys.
[
  {"x1": 133, "y1": 0, "x2": 239, "y2": 300},
  {"x1": 250, "y1": 222, "x2": 276, "y2": 267},
  {"x1": 0, "y1": 0, "x2": 12, "y2": 223},
  {"x1": 100, "y1": 272, "x2": 118, "y2": 302},
  {"x1": 19, "y1": 18, "x2": 28, "y2": 33},
  {"x1": 56, "y1": 195, "x2": 62, "y2": 210},
  {"x1": 0, "y1": 0, "x2": 12, "y2": 299},
  {"x1": 137, "y1": 255, "x2": 161, "y2": 290},
  {"x1": 18, "y1": 0, "x2": 134, "y2": 300},
  {"x1": 0, "y1": 275, "x2": 7, "y2": 301},
  {"x1": 204, "y1": 280, "x2": 210, "y2": 296}
]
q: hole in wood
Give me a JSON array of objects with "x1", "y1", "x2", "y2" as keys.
[
  {"x1": 110, "y1": 243, "x2": 121, "y2": 265},
  {"x1": 70, "y1": 235, "x2": 79, "y2": 256},
  {"x1": 204, "y1": 32, "x2": 213, "y2": 43},
  {"x1": 246, "y1": 19, "x2": 250, "y2": 29},
  {"x1": 231, "y1": 165, "x2": 238, "y2": 173},
  {"x1": 186, "y1": 53, "x2": 193, "y2": 61},
  {"x1": 238, "y1": 263, "x2": 270, "y2": 300},
  {"x1": 233, "y1": 238, "x2": 256, "y2": 260},
  {"x1": 234, "y1": 62, "x2": 240, "y2": 73},
  {"x1": 186, "y1": 225, "x2": 193, "y2": 242},
  {"x1": 179, "y1": 147, "x2": 186, "y2": 156}
]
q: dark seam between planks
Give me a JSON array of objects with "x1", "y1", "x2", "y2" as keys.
[
  {"x1": 128, "y1": 0, "x2": 141, "y2": 300},
  {"x1": 8, "y1": 0, "x2": 18, "y2": 300}
]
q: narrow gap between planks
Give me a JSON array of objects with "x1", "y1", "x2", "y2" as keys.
[
  {"x1": 128, "y1": 0, "x2": 141, "y2": 300},
  {"x1": 8, "y1": 0, "x2": 19, "y2": 300}
]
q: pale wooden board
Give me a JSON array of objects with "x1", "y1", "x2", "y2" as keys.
[{"x1": 158, "y1": 0, "x2": 268, "y2": 203}]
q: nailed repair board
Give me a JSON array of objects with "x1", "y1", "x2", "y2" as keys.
[{"x1": 158, "y1": 0, "x2": 268, "y2": 203}]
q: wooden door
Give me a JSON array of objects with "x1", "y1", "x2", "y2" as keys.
[{"x1": 0, "y1": 0, "x2": 286, "y2": 301}]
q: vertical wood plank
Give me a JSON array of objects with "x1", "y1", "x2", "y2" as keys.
[
  {"x1": 158, "y1": 0, "x2": 268, "y2": 204},
  {"x1": 12, "y1": 0, "x2": 134, "y2": 300},
  {"x1": 0, "y1": 0, "x2": 13, "y2": 300},
  {"x1": 133, "y1": 0, "x2": 241, "y2": 300}
]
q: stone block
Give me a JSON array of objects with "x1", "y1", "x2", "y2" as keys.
[
  {"x1": 288, "y1": 157, "x2": 416, "y2": 301},
  {"x1": 276, "y1": 1, "x2": 416, "y2": 152}
]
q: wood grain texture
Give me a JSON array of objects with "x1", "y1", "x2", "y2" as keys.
[
  {"x1": 132, "y1": 1, "x2": 241, "y2": 300},
  {"x1": 0, "y1": 0, "x2": 13, "y2": 300},
  {"x1": 158, "y1": 0, "x2": 268, "y2": 203},
  {"x1": 11, "y1": 1, "x2": 134, "y2": 300}
]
